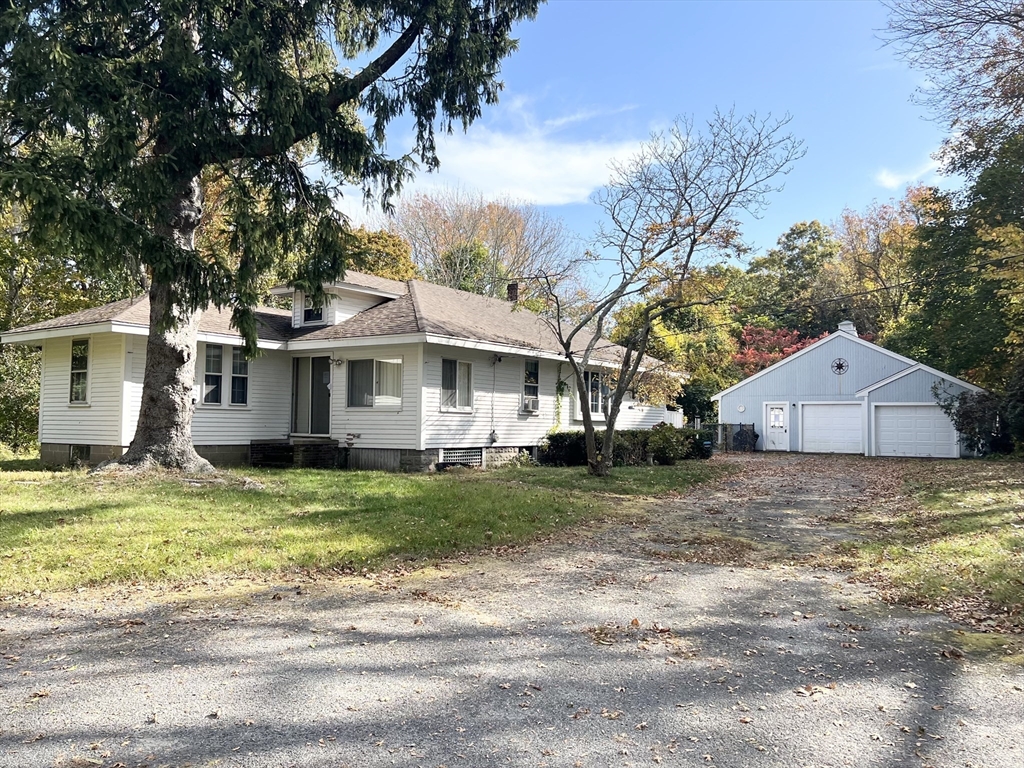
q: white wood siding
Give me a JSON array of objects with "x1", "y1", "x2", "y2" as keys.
[
  {"x1": 559, "y1": 375, "x2": 676, "y2": 432},
  {"x1": 40, "y1": 334, "x2": 124, "y2": 445},
  {"x1": 121, "y1": 335, "x2": 147, "y2": 445},
  {"x1": 331, "y1": 343, "x2": 421, "y2": 449},
  {"x1": 122, "y1": 341, "x2": 293, "y2": 446},
  {"x1": 421, "y1": 345, "x2": 558, "y2": 449}
]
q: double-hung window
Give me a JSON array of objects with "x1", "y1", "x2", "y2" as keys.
[
  {"x1": 524, "y1": 359, "x2": 539, "y2": 398},
  {"x1": 441, "y1": 359, "x2": 472, "y2": 411},
  {"x1": 303, "y1": 295, "x2": 323, "y2": 323},
  {"x1": 69, "y1": 339, "x2": 89, "y2": 403},
  {"x1": 201, "y1": 345, "x2": 248, "y2": 406},
  {"x1": 347, "y1": 358, "x2": 403, "y2": 408},
  {"x1": 203, "y1": 345, "x2": 223, "y2": 404},
  {"x1": 523, "y1": 358, "x2": 539, "y2": 411},
  {"x1": 584, "y1": 370, "x2": 604, "y2": 416},
  {"x1": 230, "y1": 348, "x2": 249, "y2": 405}
]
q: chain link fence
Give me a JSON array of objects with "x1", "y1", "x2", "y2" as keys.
[{"x1": 704, "y1": 423, "x2": 759, "y2": 452}]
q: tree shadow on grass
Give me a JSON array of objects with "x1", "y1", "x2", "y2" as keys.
[{"x1": 0, "y1": 456, "x2": 45, "y2": 471}]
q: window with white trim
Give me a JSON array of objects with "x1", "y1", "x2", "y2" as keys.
[
  {"x1": 230, "y1": 347, "x2": 249, "y2": 405},
  {"x1": 303, "y1": 294, "x2": 323, "y2": 323},
  {"x1": 524, "y1": 359, "x2": 539, "y2": 398},
  {"x1": 203, "y1": 344, "x2": 223, "y2": 404},
  {"x1": 347, "y1": 357, "x2": 403, "y2": 408},
  {"x1": 584, "y1": 370, "x2": 604, "y2": 415},
  {"x1": 69, "y1": 339, "x2": 89, "y2": 403},
  {"x1": 441, "y1": 359, "x2": 473, "y2": 411}
]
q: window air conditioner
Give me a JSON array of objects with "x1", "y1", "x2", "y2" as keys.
[{"x1": 523, "y1": 397, "x2": 540, "y2": 413}]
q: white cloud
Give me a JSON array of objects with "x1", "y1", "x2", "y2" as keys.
[
  {"x1": 412, "y1": 126, "x2": 644, "y2": 206},
  {"x1": 874, "y1": 157, "x2": 939, "y2": 189},
  {"x1": 331, "y1": 100, "x2": 647, "y2": 222}
]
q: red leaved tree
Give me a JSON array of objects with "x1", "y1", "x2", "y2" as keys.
[{"x1": 732, "y1": 326, "x2": 827, "y2": 377}]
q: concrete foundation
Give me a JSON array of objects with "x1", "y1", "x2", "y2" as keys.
[
  {"x1": 40, "y1": 443, "x2": 124, "y2": 468},
  {"x1": 41, "y1": 442, "x2": 252, "y2": 469},
  {"x1": 195, "y1": 444, "x2": 251, "y2": 467}
]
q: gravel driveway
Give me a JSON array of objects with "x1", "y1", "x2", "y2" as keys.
[{"x1": 2, "y1": 454, "x2": 1022, "y2": 768}]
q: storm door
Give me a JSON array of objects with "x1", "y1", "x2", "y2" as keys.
[{"x1": 292, "y1": 356, "x2": 332, "y2": 435}]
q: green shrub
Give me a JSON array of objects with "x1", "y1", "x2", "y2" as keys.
[
  {"x1": 541, "y1": 425, "x2": 713, "y2": 467},
  {"x1": 648, "y1": 423, "x2": 687, "y2": 465}
]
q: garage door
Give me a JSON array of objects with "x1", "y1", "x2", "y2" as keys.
[
  {"x1": 875, "y1": 405, "x2": 957, "y2": 458},
  {"x1": 801, "y1": 403, "x2": 863, "y2": 454}
]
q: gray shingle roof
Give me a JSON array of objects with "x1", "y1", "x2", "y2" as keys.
[
  {"x1": 4, "y1": 276, "x2": 667, "y2": 368},
  {"x1": 5, "y1": 297, "x2": 293, "y2": 343},
  {"x1": 292, "y1": 292, "x2": 420, "y2": 341},
  {"x1": 333, "y1": 271, "x2": 409, "y2": 295}
]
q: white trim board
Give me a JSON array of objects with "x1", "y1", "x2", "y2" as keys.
[
  {"x1": 855, "y1": 362, "x2": 984, "y2": 396},
  {"x1": 711, "y1": 332, "x2": 918, "y2": 402}
]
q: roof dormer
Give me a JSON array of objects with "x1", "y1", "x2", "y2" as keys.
[{"x1": 270, "y1": 270, "x2": 409, "y2": 329}]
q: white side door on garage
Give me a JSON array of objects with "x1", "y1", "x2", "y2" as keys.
[
  {"x1": 875, "y1": 404, "x2": 957, "y2": 458},
  {"x1": 800, "y1": 402, "x2": 864, "y2": 454}
]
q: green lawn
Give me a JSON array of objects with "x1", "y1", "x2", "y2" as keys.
[
  {"x1": 0, "y1": 462, "x2": 726, "y2": 595},
  {"x1": 845, "y1": 460, "x2": 1024, "y2": 629}
]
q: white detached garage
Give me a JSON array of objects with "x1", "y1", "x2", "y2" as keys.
[{"x1": 712, "y1": 322, "x2": 983, "y2": 458}]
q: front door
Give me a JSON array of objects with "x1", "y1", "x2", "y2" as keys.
[
  {"x1": 765, "y1": 403, "x2": 788, "y2": 451},
  {"x1": 292, "y1": 356, "x2": 332, "y2": 435}
]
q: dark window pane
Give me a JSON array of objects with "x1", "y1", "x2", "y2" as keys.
[
  {"x1": 347, "y1": 359, "x2": 374, "y2": 407},
  {"x1": 441, "y1": 359, "x2": 457, "y2": 409},
  {"x1": 230, "y1": 375, "x2": 248, "y2": 405},
  {"x1": 524, "y1": 359, "x2": 539, "y2": 385},
  {"x1": 304, "y1": 306, "x2": 323, "y2": 322},
  {"x1": 204, "y1": 374, "x2": 222, "y2": 404},
  {"x1": 70, "y1": 340, "x2": 89, "y2": 372}
]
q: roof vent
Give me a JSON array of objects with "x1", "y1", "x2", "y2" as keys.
[
  {"x1": 506, "y1": 282, "x2": 519, "y2": 303},
  {"x1": 838, "y1": 320, "x2": 857, "y2": 335}
]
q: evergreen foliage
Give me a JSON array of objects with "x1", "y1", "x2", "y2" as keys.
[{"x1": 0, "y1": 0, "x2": 540, "y2": 468}]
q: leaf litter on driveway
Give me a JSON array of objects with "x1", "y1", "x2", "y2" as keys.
[{"x1": 0, "y1": 454, "x2": 1022, "y2": 767}]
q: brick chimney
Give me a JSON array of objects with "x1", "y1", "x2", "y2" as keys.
[{"x1": 506, "y1": 282, "x2": 519, "y2": 303}]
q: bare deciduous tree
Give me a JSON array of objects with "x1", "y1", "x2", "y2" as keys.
[
  {"x1": 884, "y1": 1, "x2": 1024, "y2": 144},
  {"x1": 388, "y1": 188, "x2": 577, "y2": 297},
  {"x1": 535, "y1": 110, "x2": 804, "y2": 476}
]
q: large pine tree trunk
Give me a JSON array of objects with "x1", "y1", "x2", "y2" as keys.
[{"x1": 110, "y1": 177, "x2": 213, "y2": 473}]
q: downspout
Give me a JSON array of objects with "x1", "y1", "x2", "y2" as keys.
[{"x1": 489, "y1": 355, "x2": 500, "y2": 444}]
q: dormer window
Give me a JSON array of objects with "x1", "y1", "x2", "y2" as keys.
[{"x1": 303, "y1": 295, "x2": 323, "y2": 323}]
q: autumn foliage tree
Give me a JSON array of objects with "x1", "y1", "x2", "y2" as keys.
[
  {"x1": 537, "y1": 110, "x2": 803, "y2": 476},
  {"x1": 0, "y1": 206, "x2": 134, "y2": 449},
  {"x1": 731, "y1": 326, "x2": 825, "y2": 378}
]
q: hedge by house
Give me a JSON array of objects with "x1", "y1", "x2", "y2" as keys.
[{"x1": 541, "y1": 424, "x2": 713, "y2": 467}]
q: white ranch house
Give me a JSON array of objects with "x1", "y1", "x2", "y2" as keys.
[
  {"x1": 1, "y1": 272, "x2": 681, "y2": 469},
  {"x1": 712, "y1": 321, "x2": 982, "y2": 458}
]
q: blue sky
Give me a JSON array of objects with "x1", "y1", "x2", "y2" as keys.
[{"x1": 349, "y1": 0, "x2": 952, "y2": 259}]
